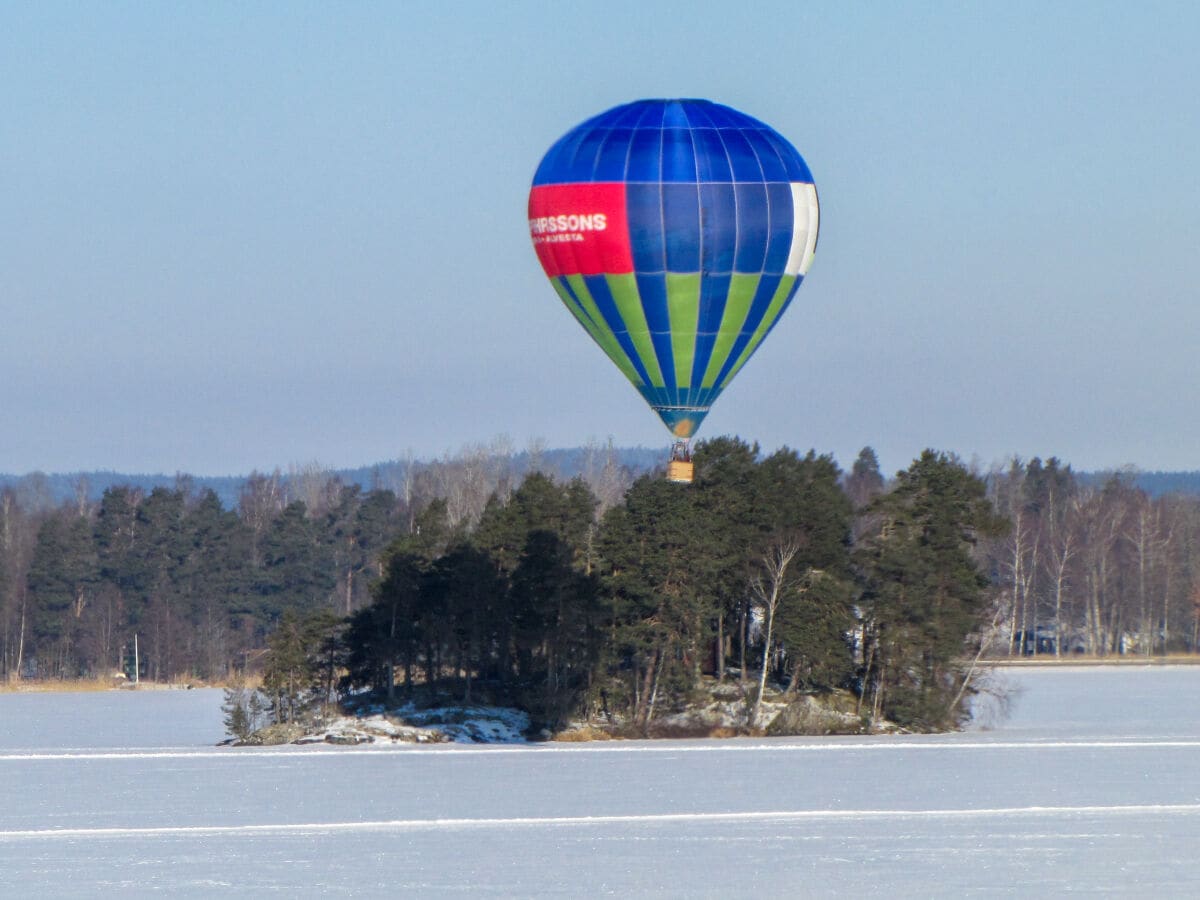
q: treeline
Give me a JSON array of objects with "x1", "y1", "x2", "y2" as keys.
[
  {"x1": 0, "y1": 445, "x2": 637, "y2": 685},
  {"x1": 987, "y1": 458, "x2": 1200, "y2": 656},
  {"x1": 12, "y1": 439, "x2": 1200, "y2": 732},
  {"x1": 0, "y1": 439, "x2": 654, "y2": 511},
  {"x1": 2, "y1": 479, "x2": 398, "y2": 683}
]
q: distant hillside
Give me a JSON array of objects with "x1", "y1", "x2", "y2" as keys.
[
  {"x1": 0, "y1": 470, "x2": 249, "y2": 510},
  {"x1": 1074, "y1": 470, "x2": 1200, "y2": 498},
  {"x1": 0, "y1": 446, "x2": 665, "y2": 510},
  {"x1": 8, "y1": 452, "x2": 1200, "y2": 510}
]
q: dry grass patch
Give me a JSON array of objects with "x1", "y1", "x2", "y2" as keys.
[
  {"x1": 643, "y1": 721, "x2": 759, "y2": 740},
  {"x1": 1, "y1": 677, "x2": 118, "y2": 694},
  {"x1": 552, "y1": 725, "x2": 617, "y2": 742},
  {"x1": 708, "y1": 726, "x2": 752, "y2": 739}
]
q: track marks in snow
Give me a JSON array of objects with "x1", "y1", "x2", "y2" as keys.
[
  {"x1": 3, "y1": 804, "x2": 1199, "y2": 841},
  {"x1": 2, "y1": 739, "x2": 1200, "y2": 762}
]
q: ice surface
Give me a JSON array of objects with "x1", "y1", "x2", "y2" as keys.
[
  {"x1": 2, "y1": 667, "x2": 1199, "y2": 896},
  {"x1": 0, "y1": 688, "x2": 226, "y2": 751},
  {"x1": 970, "y1": 664, "x2": 1200, "y2": 739}
]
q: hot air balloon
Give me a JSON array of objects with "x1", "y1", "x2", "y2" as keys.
[{"x1": 528, "y1": 99, "x2": 818, "y2": 483}]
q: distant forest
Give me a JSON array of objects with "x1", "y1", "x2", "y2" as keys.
[
  {"x1": 4, "y1": 440, "x2": 1200, "y2": 732},
  {"x1": 0, "y1": 444, "x2": 665, "y2": 511},
  {"x1": 0, "y1": 442, "x2": 639, "y2": 679},
  {"x1": 5, "y1": 447, "x2": 1200, "y2": 510}
]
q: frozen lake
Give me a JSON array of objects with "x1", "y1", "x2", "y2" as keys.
[{"x1": 2, "y1": 666, "x2": 1199, "y2": 896}]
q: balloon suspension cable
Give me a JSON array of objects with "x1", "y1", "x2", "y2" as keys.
[{"x1": 669, "y1": 439, "x2": 692, "y2": 463}]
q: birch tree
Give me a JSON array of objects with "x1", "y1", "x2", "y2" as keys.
[{"x1": 749, "y1": 539, "x2": 801, "y2": 727}]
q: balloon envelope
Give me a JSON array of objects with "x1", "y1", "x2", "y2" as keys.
[{"x1": 529, "y1": 99, "x2": 818, "y2": 439}]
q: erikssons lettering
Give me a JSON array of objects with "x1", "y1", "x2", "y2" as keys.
[{"x1": 528, "y1": 213, "x2": 608, "y2": 236}]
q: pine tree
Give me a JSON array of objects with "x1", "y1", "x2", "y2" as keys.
[
  {"x1": 255, "y1": 501, "x2": 337, "y2": 621},
  {"x1": 181, "y1": 490, "x2": 252, "y2": 679},
  {"x1": 424, "y1": 543, "x2": 504, "y2": 698},
  {"x1": 598, "y1": 476, "x2": 715, "y2": 729},
  {"x1": 856, "y1": 451, "x2": 1007, "y2": 729},
  {"x1": 221, "y1": 682, "x2": 263, "y2": 740},
  {"x1": 26, "y1": 512, "x2": 97, "y2": 677},
  {"x1": 508, "y1": 529, "x2": 603, "y2": 726},
  {"x1": 845, "y1": 447, "x2": 886, "y2": 510},
  {"x1": 692, "y1": 437, "x2": 764, "y2": 684},
  {"x1": 343, "y1": 550, "x2": 425, "y2": 701},
  {"x1": 261, "y1": 608, "x2": 340, "y2": 723},
  {"x1": 755, "y1": 449, "x2": 856, "y2": 693}
]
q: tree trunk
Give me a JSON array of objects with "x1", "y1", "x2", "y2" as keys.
[
  {"x1": 857, "y1": 633, "x2": 875, "y2": 718},
  {"x1": 644, "y1": 649, "x2": 662, "y2": 731},
  {"x1": 738, "y1": 597, "x2": 748, "y2": 688},
  {"x1": 715, "y1": 610, "x2": 725, "y2": 682},
  {"x1": 787, "y1": 660, "x2": 803, "y2": 694},
  {"x1": 636, "y1": 649, "x2": 659, "y2": 730},
  {"x1": 751, "y1": 599, "x2": 776, "y2": 727},
  {"x1": 14, "y1": 597, "x2": 25, "y2": 680}
]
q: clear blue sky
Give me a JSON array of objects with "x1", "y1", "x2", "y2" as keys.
[{"x1": 3, "y1": 2, "x2": 1199, "y2": 477}]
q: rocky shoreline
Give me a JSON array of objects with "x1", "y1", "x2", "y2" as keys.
[{"x1": 223, "y1": 684, "x2": 879, "y2": 747}]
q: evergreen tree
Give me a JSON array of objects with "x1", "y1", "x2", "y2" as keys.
[
  {"x1": 130, "y1": 488, "x2": 191, "y2": 680},
  {"x1": 221, "y1": 681, "x2": 267, "y2": 740},
  {"x1": 343, "y1": 488, "x2": 401, "y2": 611},
  {"x1": 26, "y1": 512, "x2": 97, "y2": 676},
  {"x1": 755, "y1": 449, "x2": 856, "y2": 692},
  {"x1": 342, "y1": 498, "x2": 452, "y2": 700},
  {"x1": 94, "y1": 487, "x2": 140, "y2": 590},
  {"x1": 773, "y1": 567, "x2": 856, "y2": 691},
  {"x1": 845, "y1": 446, "x2": 886, "y2": 510},
  {"x1": 474, "y1": 473, "x2": 596, "y2": 576},
  {"x1": 261, "y1": 608, "x2": 342, "y2": 723},
  {"x1": 473, "y1": 474, "x2": 599, "y2": 688},
  {"x1": 758, "y1": 448, "x2": 853, "y2": 572},
  {"x1": 597, "y1": 476, "x2": 715, "y2": 729},
  {"x1": 508, "y1": 529, "x2": 604, "y2": 726},
  {"x1": 343, "y1": 550, "x2": 424, "y2": 700},
  {"x1": 687, "y1": 440, "x2": 855, "y2": 691},
  {"x1": 180, "y1": 490, "x2": 252, "y2": 679},
  {"x1": 856, "y1": 451, "x2": 1007, "y2": 728},
  {"x1": 262, "y1": 609, "x2": 308, "y2": 723},
  {"x1": 0, "y1": 487, "x2": 34, "y2": 680},
  {"x1": 324, "y1": 485, "x2": 399, "y2": 617},
  {"x1": 423, "y1": 542, "x2": 505, "y2": 697},
  {"x1": 691, "y1": 437, "x2": 764, "y2": 683},
  {"x1": 254, "y1": 501, "x2": 337, "y2": 621}
]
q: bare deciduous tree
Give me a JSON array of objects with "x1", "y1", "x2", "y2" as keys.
[{"x1": 749, "y1": 539, "x2": 801, "y2": 728}]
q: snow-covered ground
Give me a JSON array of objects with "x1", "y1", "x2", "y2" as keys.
[
  {"x1": 303, "y1": 701, "x2": 532, "y2": 745},
  {"x1": 2, "y1": 666, "x2": 1199, "y2": 896}
]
